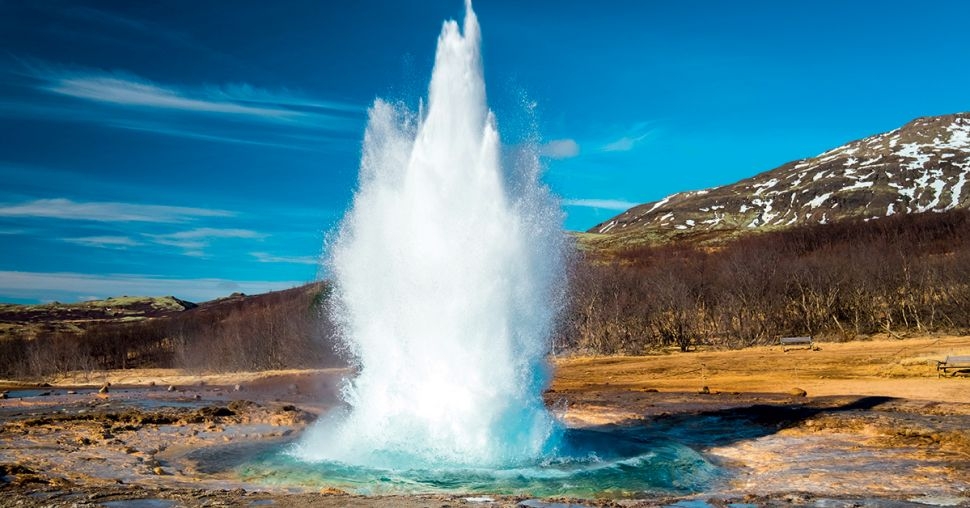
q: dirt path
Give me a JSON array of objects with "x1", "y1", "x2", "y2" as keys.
[{"x1": 552, "y1": 335, "x2": 970, "y2": 404}]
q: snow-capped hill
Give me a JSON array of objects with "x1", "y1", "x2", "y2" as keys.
[{"x1": 590, "y1": 113, "x2": 970, "y2": 241}]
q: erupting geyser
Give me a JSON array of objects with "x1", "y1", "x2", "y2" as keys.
[
  {"x1": 269, "y1": 3, "x2": 718, "y2": 492},
  {"x1": 293, "y1": 0, "x2": 566, "y2": 468}
]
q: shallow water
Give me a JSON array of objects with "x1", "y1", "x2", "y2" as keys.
[
  {"x1": 5, "y1": 388, "x2": 94, "y2": 398},
  {"x1": 238, "y1": 428, "x2": 720, "y2": 497}
]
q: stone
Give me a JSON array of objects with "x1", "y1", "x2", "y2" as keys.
[
  {"x1": 98, "y1": 384, "x2": 110, "y2": 394},
  {"x1": 699, "y1": 386, "x2": 710, "y2": 394},
  {"x1": 789, "y1": 387, "x2": 808, "y2": 397}
]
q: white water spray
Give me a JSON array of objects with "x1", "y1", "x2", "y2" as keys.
[{"x1": 294, "y1": 1, "x2": 566, "y2": 468}]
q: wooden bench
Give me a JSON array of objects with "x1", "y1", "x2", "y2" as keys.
[
  {"x1": 780, "y1": 336, "x2": 814, "y2": 351},
  {"x1": 937, "y1": 355, "x2": 970, "y2": 377}
]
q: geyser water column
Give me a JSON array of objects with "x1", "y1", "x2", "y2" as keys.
[{"x1": 294, "y1": 1, "x2": 566, "y2": 468}]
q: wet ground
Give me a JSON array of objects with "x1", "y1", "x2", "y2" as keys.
[
  {"x1": 1, "y1": 384, "x2": 968, "y2": 506},
  {"x1": 1, "y1": 338, "x2": 969, "y2": 507}
]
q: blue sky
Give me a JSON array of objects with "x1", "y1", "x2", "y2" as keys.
[{"x1": 1, "y1": 1, "x2": 968, "y2": 303}]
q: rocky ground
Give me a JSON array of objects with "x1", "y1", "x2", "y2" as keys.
[{"x1": 0, "y1": 336, "x2": 968, "y2": 507}]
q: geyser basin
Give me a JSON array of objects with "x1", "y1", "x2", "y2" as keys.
[{"x1": 240, "y1": 429, "x2": 720, "y2": 497}]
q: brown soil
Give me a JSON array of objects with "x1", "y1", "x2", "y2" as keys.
[
  {"x1": 554, "y1": 334, "x2": 970, "y2": 397},
  {"x1": 0, "y1": 335, "x2": 968, "y2": 507}
]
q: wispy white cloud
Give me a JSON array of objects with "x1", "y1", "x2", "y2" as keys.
[
  {"x1": 146, "y1": 228, "x2": 266, "y2": 255},
  {"x1": 539, "y1": 138, "x2": 580, "y2": 159},
  {"x1": 106, "y1": 117, "x2": 328, "y2": 151},
  {"x1": 63, "y1": 235, "x2": 143, "y2": 248},
  {"x1": 601, "y1": 122, "x2": 656, "y2": 153},
  {"x1": 562, "y1": 198, "x2": 639, "y2": 211},
  {"x1": 0, "y1": 270, "x2": 305, "y2": 303},
  {"x1": 46, "y1": 74, "x2": 300, "y2": 120},
  {"x1": 208, "y1": 83, "x2": 362, "y2": 114},
  {"x1": 150, "y1": 227, "x2": 265, "y2": 241},
  {"x1": 25, "y1": 65, "x2": 362, "y2": 123},
  {"x1": 602, "y1": 133, "x2": 651, "y2": 152},
  {"x1": 602, "y1": 137, "x2": 638, "y2": 152},
  {"x1": 0, "y1": 198, "x2": 233, "y2": 223},
  {"x1": 1, "y1": 199, "x2": 271, "y2": 255},
  {"x1": 251, "y1": 251, "x2": 319, "y2": 265},
  {"x1": 2, "y1": 63, "x2": 363, "y2": 149}
]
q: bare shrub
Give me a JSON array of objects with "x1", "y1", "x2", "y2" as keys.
[{"x1": 564, "y1": 209, "x2": 970, "y2": 354}]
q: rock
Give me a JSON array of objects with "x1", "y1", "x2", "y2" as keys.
[
  {"x1": 148, "y1": 381, "x2": 156, "y2": 387},
  {"x1": 789, "y1": 387, "x2": 808, "y2": 397},
  {"x1": 195, "y1": 406, "x2": 234, "y2": 418},
  {"x1": 699, "y1": 386, "x2": 710, "y2": 394},
  {"x1": 66, "y1": 390, "x2": 76, "y2": 395},
  {"x1": 642, "y1": 388, "x2": 659, "y2": 393},
  {"x1": 233, "y1": 384, "x2": 243, "y2": 392},
  {"x1": 167, "y1": 385, "x2": 176, "y2": 392},
  {"x1": 152, "y1": 466, "x2": 165, "y2": 475},
  {"x1": 0, "y1": 391, "x2": 6, "y2": 399},
  {"x1": 228, "y1": 400, "x2": 255, "y2": 412},
  {"x1": 98, "y1": 384, "x2": 110, "y2": 394}
]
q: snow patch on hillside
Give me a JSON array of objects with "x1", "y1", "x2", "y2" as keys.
[{"x1": 806, "y1": 192, "x2": 833, "y2": 209}]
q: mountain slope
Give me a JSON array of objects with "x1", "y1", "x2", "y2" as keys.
[{"x1": 588, "y1": 113, "x2": 970, "y2": 247}]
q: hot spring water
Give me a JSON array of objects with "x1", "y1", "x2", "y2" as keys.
[{"x1": 251, "y1": 1, "x2": 720, "y2": 495}]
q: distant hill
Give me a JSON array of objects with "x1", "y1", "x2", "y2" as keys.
[
  {"x1": 0, "y1": 285, "x2": 330, "y2": 342},
  {"x1": 0, "y1": 296, "x2": 197, "y2": 341},
  {"x1": 0, "y1": 282, "x2": 339, "y2": 377},
  {"x1": 585, "y1": 112, "x2": 970, "y2": 249}
]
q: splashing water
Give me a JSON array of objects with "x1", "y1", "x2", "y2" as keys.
[{"x1": 292, "y1": 1, "x2": 567, "y2": 469}]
